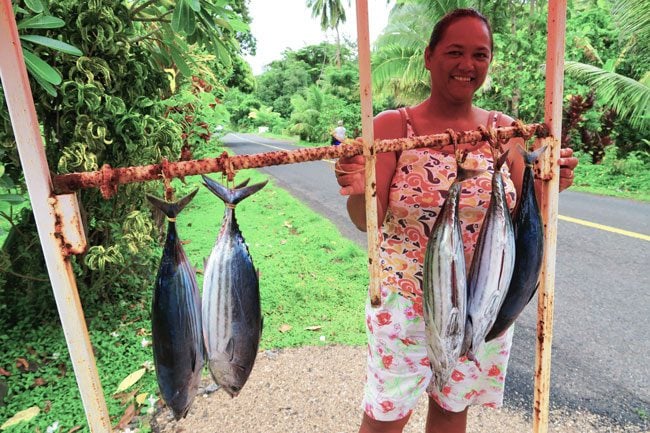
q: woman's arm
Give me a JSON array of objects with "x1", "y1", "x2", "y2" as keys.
[{"x1": 335, "y1": 110, "x2": 402, "y2": 231}]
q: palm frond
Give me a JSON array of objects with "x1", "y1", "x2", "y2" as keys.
[
  {"x1": 565, "y1": 61, "x2": 650, "y2": 131},
  {"x1": 372, "y1": 44, "x2": 430, "y2": 104},
  {"x1": 612, "y1": 0, "x2": 650, "y2": 46}
]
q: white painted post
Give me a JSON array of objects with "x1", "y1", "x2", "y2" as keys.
[
  {"x1": 534, "y1": 0, "x2": 568, "y2": 432},
  {"x1": 0, "y1": 1, "x2": 111, "y2": 430},
  {"x1": 355, "y1": 0, "x2": 381, "y2": 307}
]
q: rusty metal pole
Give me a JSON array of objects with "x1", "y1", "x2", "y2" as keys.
[
  {"x1": 0, "y1": 1, "x2": 111, "y2": 431},
  {"x1": 533, "y1": 0, "x2": 567, "y2": 432},
  {"x1": 355, "y1": 0, "x2": 381, "y2": 307}
]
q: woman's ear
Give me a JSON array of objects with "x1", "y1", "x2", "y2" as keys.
[{"x1": 424, "y1": 46, "x2": 434, "y2": 70}]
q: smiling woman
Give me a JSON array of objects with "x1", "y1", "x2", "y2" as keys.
[{"x1": 334, "y1": 7, "x2": 578, "y2": 433}]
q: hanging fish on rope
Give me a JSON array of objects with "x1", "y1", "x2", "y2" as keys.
[
  {"x1": 463, "y1": 149, "x2": 516, "y2": 364},
  {"x1": 146, "y1": 189, "x2": 204, "y2": 420},
  {"x1": 423, "y1": 157, "x2": 482, "y2": 391},
  {"x1": 201, "y1": 175, "x2": 267, "y2": 397},
  {"x1": 486, "y1": 145, "x2": 546, "y2": 341}
]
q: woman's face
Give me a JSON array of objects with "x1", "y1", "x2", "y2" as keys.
[{"x1": 425, "y1": 16, "x2": 492, "y2": 103}]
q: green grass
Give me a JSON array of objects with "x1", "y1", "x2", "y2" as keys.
[
  {"x1": 0, "y1": 170, "x2": 368, "y2": 432},
  {"x1": 571, "y1": 149, "x2": 650, "y2": 201}
]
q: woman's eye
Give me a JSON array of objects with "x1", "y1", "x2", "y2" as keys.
[{"x1": 447, "y1": 51, "x2": 462, "y2": 56}]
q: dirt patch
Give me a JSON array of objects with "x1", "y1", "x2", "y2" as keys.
[{"x1": 150, "y1": 345, "x2": 642, "y2": 433}]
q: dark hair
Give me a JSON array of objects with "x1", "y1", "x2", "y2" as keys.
[{"x1": 427, "y1": 8, "x2": 493, "y2": 53}]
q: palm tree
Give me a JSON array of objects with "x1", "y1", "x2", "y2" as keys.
[
  {"x1": 564, "y1": 0, "x2": 650, "y2": 132},
  {"x1": 306, "y1": 0, "x2": 349, "y2": 67}
]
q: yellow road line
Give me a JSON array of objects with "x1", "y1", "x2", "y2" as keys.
[{"x1": 559, "y1": 215, "x2": 650, "y2": 241}]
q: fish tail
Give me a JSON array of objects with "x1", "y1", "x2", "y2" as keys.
[
  {"x1": 456, "y1": 165, "x2": 485, "y2": 183},
  {"x1": 202, "y1": 175, "x2": 268, "y2": 205},
  {"x1": 146, "y1": 188, "x2": 199, "y2": 219},
  {"x1": 516, "y1": 144, "x2": 547, "y2": 166},
  {"x1": 495, "y1": 149, "x2": 510, "y2": 171},
  {"x1": 460, "y1": 317, "x2": 473, "y2": 357},
  {"x1": 234, "y1": 178, "x2": 250, "y2": 189}
]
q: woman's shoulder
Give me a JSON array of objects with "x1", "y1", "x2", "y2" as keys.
[
  {"x1": 497, "y1": 112, "x2": 516, "y2": 127},
  {"x1": 374, "y1": 109, "x2": 406, "y2": 140}
]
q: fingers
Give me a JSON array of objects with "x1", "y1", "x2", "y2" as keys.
[
  {"x1": 559, "y1": 167, "x2": 574, "y2": 179},
  {"x1": 558, "y1": 164, "x2": 576, "y2": 192},
  {"x1": 557, "y1": 148, "x2": 578, "y2": 192},
  {"x1": 558, "y1": 152, "x2": 578, "y2": 170},
  {"x1": 334, "y1": 156, "x2": 366, "y2": 196}
]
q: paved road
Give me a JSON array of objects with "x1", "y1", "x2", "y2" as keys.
[{"x1": 222, "y1": 132, "x2": 650, "y2": 429}]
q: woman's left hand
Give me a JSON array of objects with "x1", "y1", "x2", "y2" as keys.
[{"x1": 559, "y1": 147, "x2": 578, "y2": 192}]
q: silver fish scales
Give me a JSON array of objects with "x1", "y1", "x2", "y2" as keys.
[
  {"x1": 486, "y1": 146, "x2": 546, "y2": 341},
  {"x1": 147, "y1": 189, "x2": 204, "y2": 420},
  {"x1": 201, "y1": 175, "x2": 267, "y2": 397},
  {"x1": 423, "y1": 166, "x2": 481, "y2": 390},
  {"x1": 463, "y1": 151, "x2": 516, "y2": 363}
]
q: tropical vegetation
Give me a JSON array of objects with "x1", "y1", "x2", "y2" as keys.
[{"x1": 0, "y1": 0, "x2": 648, "y2": 430}]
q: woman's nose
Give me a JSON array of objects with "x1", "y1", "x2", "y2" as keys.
[{"x1": 458, "y1": 54, "x2": 474, "y2": 70}]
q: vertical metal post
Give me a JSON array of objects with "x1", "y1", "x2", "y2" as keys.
[
  {"x1": 0, "y1": 1, "x2": 111, "y2": 430},
  {"x1": 355, "y1": 0, "x2": 381, "y2": 306},
  {"x1": 534, "y1": 0, "x2": 567, "y2": 432}
]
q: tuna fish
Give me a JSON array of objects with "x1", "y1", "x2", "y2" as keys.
[
  {"x1": 463, "y1": 150, "x2": 516, "y2": 363},
  {"x1": 423, "y1": 165, "x2": 482, "y2": 390},
  {"x1": 486, "y1": 145, "x2": 546, "y2": 341},
  {"x1": 147, "y1": 189, "x2": 204, "y2": 420},
  {"x1": 201, "y1": 175, "x2": 267, "y2": 397}
]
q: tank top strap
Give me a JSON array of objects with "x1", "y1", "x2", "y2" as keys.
[
  {"x1": 399, "y1": 107, "x2": 416, "y2": 138},
  {"x1": 487, "y1": 110, "x2": 503, "y2": 129}
]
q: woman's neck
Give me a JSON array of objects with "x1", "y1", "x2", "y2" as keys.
[{"x1": 419, "y1": 96, "x2": 475, "y2": 121}]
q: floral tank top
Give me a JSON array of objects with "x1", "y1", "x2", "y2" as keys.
[{"x1": 379, "y1": 108, "x2": 517, "y2": 313}]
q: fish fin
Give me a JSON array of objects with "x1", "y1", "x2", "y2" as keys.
[
  {"x1": 517, "y1": 144, "x2": 547, "y2": 166},
  {"x1": 495, "y1": 149, "x2": 510, "y2": 171},
  {"x1": 446, "y1": 308, "x2": 460, "y2": 336},
  {"x1": 528, "y1": 282, "x2": 540, "y2": 303},
  {"x1": 226, "y1": 338, "x2": 235, "y2": 362},
  {"x1": 234, "y1": 178, "x2": 251, "y2": 189},
  {"x1": 456, "y1": 165, "x2": 485, "y2": 183},
  {"x1": 460, "y1": 317, "x2": 473, "y2": 357},
  {"x1": 202, "y1": 174, "x2": 235, "y2": 203},
  {"x1": 146, "y1": 188, "x2": 199, "y2": 218},
  {"x1": 231, "y1": 180, "x2": 268, "y2": 204},
  {"x1": 202, "y1": 175, "x2": 268, "y2": 205},
  {"x1": 190, "y1": 345, "x2": 198, "y2": 373}
]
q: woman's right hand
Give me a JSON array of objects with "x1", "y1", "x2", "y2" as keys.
[{"x1": 334, "y1": 155, "x2": 366, "y2": 196}]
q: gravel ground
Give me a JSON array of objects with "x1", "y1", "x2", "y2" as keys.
[{"x1": 150, "y1": 345, "x2": 644, "y2": 433}]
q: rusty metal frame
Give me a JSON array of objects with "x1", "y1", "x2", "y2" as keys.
[
  {"x1": 0, "y1": 0, "x2": 567, "y2": 431},
  {"x1": 52, "y1": 123, "x2": 548, "y2": 198}
]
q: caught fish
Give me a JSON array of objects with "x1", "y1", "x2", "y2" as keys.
[
  {"x1": 147, "y1": 189, "x2": 204, "y2": 420},
  {"x1": 201, "y1": 175, "x2": 267, "y2": 397},
  {"x1": 463, "y1": 150, "x2": 516, "y2": 362},
  {"x1": 486, "y1": 145, "x2": 546, "y2": 341},
  {"x1": 423, "y1": 165, "x2": 482, "y2": 390}
]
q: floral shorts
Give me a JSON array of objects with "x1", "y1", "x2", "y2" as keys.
[{"x1": 362, "y1": 289, "x2": 515, "y2": 421}]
